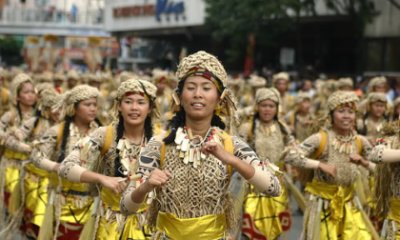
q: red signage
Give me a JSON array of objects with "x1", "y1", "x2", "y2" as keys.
[{"x1": 113, "y1": 5, "x2": 155, "y2": 18}]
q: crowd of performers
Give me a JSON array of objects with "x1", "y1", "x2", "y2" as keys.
[{"x1": 0, "y1": 50, "x2": 399, "y2": 240}]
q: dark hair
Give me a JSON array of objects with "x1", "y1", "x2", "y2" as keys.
[
  {"x1": 57, "y1": 115, "x2": 73, "y2": 163},
  {"x1": 29, "y1": 110, "x2": 42, "y2": 139},
  {"x1": 113, "y1": 115, "x2": 125, "y2": 177},
  {"x1": 251, "y1": 112, "x2": 259, "y2": 136},
  {"x1": 16, "y1": 103, "x2": 23, "y2": 122}
]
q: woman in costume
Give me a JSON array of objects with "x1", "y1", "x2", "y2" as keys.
[
  {"x1": 0, "y1": 73, "x2": 37, "y2": 228},
  {"x1": 31, "y1": 85, "x2": 100, "y2": 240},
  {"x1": 357, "y1": 92, "x2": 388, "y2": 144},
  {"x1": 368, "y1": 119, "x2": 400, "y2": 239},
  {"x1": 59, "y1": 79, "x2": 159, "y2": 240},
  {"x1": 120, "y1": 51, "x2": 281, "y2": 239},
  {"x1": 285, "y1": 90, "x2": 376, "y2": 240},
  {"x1": 238, "y1": 87, "x2": 295, "y2": 239},
  {"x1": 286, "y1": 92, "x2": 314, "y2": 142},
  {"x1": 1, "y1": 88, "x2": 60, "y2": 238}
]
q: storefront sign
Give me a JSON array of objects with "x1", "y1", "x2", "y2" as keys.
[{"x1": 113, "y1": 0, "x2": 185, "y2": 22}]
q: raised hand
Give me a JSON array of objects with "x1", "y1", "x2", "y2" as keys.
[
  {"x1": 318, "y1": 162, "x2": 337, "y2": 178},
  {"x1": 99, "y1": 175, "x2": 127, "y2": 194},
  {"x1": 143, "y1": 169, "x2": 172, "y2": 193}
]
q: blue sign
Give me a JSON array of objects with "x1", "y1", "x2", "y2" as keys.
[{"x1": 155, "y1": 0, "x2": 185, "y2": 22}]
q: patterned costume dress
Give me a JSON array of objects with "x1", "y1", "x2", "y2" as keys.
[
  {"x1": 368, "y1": 125, "x2": 400, "y2": 239},
  {"x1": 60, "y1": 125, "x2": 152, "y2": 240},
  {"x1": 239, "y1": 119, "x2": 294, "y2": 239},
  {"x1": 5, "y1": 114, "x2": 57, "y2": 237},
  {"x1": 121, "y1": 127, "x2": 281, "y2": 240},
  {"x1": 32, "y1": 121, "x2": 99, "y2": 239},
  {"x1": 0, "y1": 108, "x2": 34, "y2": 210},
  {"x1": 285, "y1": 128, "x2": 374, "y2": 240}
]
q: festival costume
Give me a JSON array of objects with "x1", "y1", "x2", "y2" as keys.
[
  {"x1": 0, "y1": 74, "x2": 35, "y2": 231},
  {"x1": 2, "y1": 89, "x2": 60, "y2": 238},
  {"x1": 120, "y1": 51, "x2": 281, "y2": 240},
  {"x1": 368, "y1": 120, "x2": 400, "y2": 239},
  {"x1": 272, "y1": 72, "x2": 295, "y2": 118},
  {"x1": 286, "y1": 93, "x2": 314, "y2": 142},
  {"x1": 285, "y1": 91, "x2": 375, "y2": 240},
  {"x1": 59, "y1": 79, "x2": 159, "y2": 240},
  {"x1": 32, "y1": 85, "x2": 100, "y2": 240},
  {"x1": 239, "y1": 87, "x2": 295, "y2": 240}
]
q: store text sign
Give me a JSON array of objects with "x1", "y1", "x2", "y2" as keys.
[{"x1": 113, "y1": 0, "x2": 185, "y2": 22}]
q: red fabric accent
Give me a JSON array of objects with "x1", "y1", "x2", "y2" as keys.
[
  {"x1": 3, "y1": 191, "x2": 11, "y2": 207},
  {"x1": 20, "y1": 208, "x2": 40, "y2": 239},
  {"x1": 57, "y1": 222, "x2": 83, "y2": 240},
  {"x1": 125, "y1": 92, "x2": 145, "y2": 97},
  {"x1": 242, "y1": 213, "x2": 268, "y2": 240},
  {"x1": 278, "y1": 211, "x2": 292, "y2": 231}
]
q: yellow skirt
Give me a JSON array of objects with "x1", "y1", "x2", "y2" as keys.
[
  {"x1": 24, "y1": 166, "x2": 49, "y2": 227},
  {"x1": 304, "y1": 180, "x2": 372, "y2": 240},
  {"x1": 155, "y1": 212, "x2": 226, "y2": 240},
  {"x1": 242, "y1": 183, "x2": 289, "y2": 239},
  {"x1": 384, "y1": 198, "x2": 400, "y2": 240},
  {"x1": 96, "y1": 215, "x2": 151, "y2": 240},
  {"x1": 96, "y1": 188, "x2": 151, "y2": 240},
  {"x1": 3, "y1": 158, "x2": 22, "y2": 195}
]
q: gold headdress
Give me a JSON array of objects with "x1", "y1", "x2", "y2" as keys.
[
  {"x1": 67, "y1": 70, "x2": 80, "y2": 80},
  {"x1": 337, "y1": 78, "x2": 353, "y2": 89},
  {"x1": 295, "y1": 92, "x2": 311, "y2": 104},
  {"x1": 368, "y1": 76, "x2": 387, "y2": 92},
  {"x1": 11, "y1": 73, "x2": 34, "y2": 105},
  {"x1": 174, "y1": 51, "x2": 238, "y2": 130},
  {"x1": 367, "y1": 92, "x2": 387, "y2": 103},
  {"x1": 255, "y1": 87, "x2": 281, "y2": 104},
  {"x1": 53, "y1": 84, "x2": 99, "y2": 119},
  {"x1": 112, "y1": 78, "x2": 159, "y2": 120},
  {"x1": 327, "y1": 91, "x2": 359, "y2": 112},
  {"x1": 248, "y1": 75, "x2": 267, "y2": 88},
  {"x1": 38, "y1": 89, "x2": 61, "y2": 118},
  {"x1": 272, "y1": 72, "x2": 290, "y2": 84}
]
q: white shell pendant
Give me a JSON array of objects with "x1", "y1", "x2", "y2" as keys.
[
  {"x1": 183, "y1": 150, "x2": 190, "y2": 164},
  {"x1": 181, "y1": 138, "x2": 189, "y2": 152},
  {"x1": 175, "y1": 128, "x2": 185, "y2": 150}
]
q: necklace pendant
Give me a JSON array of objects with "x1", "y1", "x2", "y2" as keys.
[
  {"x1": 183, "y1": 150, "x2": 190, "y2": 164},
  {"x1": 181, "y1": 138, "x2": 189, "y2": 152},
  {"x1": 195, "y1": 148, "x2": 201, "y2": 162},
  {"x1": 175, "y1": 128, "x2": 184, "y2": 145},
  {"x1": 189, "y1": 148, "x2": 194, "y2": 163}
]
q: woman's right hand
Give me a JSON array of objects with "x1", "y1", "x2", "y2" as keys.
[
  {"x1": 318, "y1": 162, "x2": 337, "y2": 178},
  {"x1": 99, "y1": 175, "x2": 127, "y2": 194},
  {"x1": 142, "y1": 169, "x2": 171, "y2": 193}
]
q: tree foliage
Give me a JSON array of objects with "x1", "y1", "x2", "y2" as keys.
[{"x1": 205, "y1": 0, "x2": 378, "y2": 71}]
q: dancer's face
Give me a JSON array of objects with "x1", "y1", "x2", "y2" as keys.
[
  {"x1": 180, "y1": 76, "x2": 220, "y2": 121},
  {"x1": 17, "y1": 82, "x2": 37, "y2": 107},
  {"x1": 258, "y1": 99, "x2": 277, "y2": 123},
  {"x1": 370, "y1": 101, "x2": 386, "y2": 118},
  {"x1": 75, "y1": 98, "x2": 98, "y2": 124},
  {"x1": 118, "y1": 92, "x2": 151, "y2": 127},
  {"x1": 332, "y1": 105, "x2": 356, "y2": 132}
]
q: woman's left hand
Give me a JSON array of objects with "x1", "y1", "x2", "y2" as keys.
[{"x1": 201, "y1": 142, "x2": 232, "y2": 164}]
